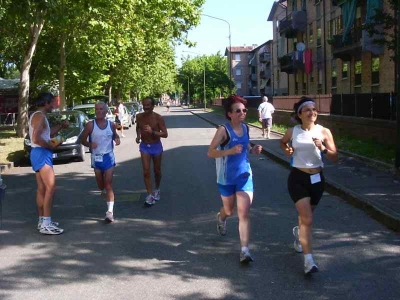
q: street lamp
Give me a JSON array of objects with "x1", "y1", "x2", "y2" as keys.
[
  {"x1": 201, "y1": 14, "x2": 232, "y2": 90},
  {"x1": 183, "y1": 51, "x2": 206, "y2": 111}
]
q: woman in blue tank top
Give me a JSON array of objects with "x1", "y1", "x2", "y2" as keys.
[
  {"x1": 208, "y1": 95, "x2": 263, "y2": 264},
  {"x1": 280, "y1": 97, "x2": 338, "y2": 275}
]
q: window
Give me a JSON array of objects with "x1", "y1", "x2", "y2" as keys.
[
  {"x1": 236, "y1": 81, "x2": 242, "y2": 89},
  {"x1": 331, "y1": 59, "x2": 337, "y2": 88},
  {"x1": 318, "y1": 63, "x2": 323, "y2": 91},
  {"x1": 342, "y1": 62, "x2": 348, "y2": 79},
  {"x1": 309, "y1": 24, "x2": 313, "y2": 44},
  {"x1": 234, "y1": 54, "x2": 241, "y2": 61},
  {"x1": 276, "y1": 70, "x2": 280, "y2": 82},
  {"x1": 310, "y1": 69, "x2": 314, "y2": 83},
  {"x1": 371, "y1": 56, "x2": 380, "y2": 85},
  {"x1": 291, "y1": 0, "x2": 297, "y2": 11},
  {"x1": 317, "y1": 20, "x2": 322, "y2": 47},
  {"x1": 295, "y1": 72, "x2": 299, "y2": 95},
  {"x1": 316, "y1": 2, "x2": 321, "y2": 19},
  {"x1": 302, "y1": 72, "x2": 307, "y2": 94},
  {"x1": 235, "y1": 68, "x2": 242, "y2": 76},
  {"x1": 355, "y1": 60, "x2": 362, "y2": 86},
  {"x1": 301, "y1": 0, "x2": 306, "y2": 11}
]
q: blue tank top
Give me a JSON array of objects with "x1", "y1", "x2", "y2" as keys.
[{"x1": 216, "y1": 122, "x2": 252, "y2": 185}]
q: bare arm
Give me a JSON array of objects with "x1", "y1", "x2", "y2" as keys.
[
  {"x1": 153, "y1": 115, "x2": 168, "y2": 138},
  {"x1": 207, "y1": 126, "x2": 242, "y2": 158},
  {"x1": 31, "y1": 113, "x2": 56, "y2": 149},
  {"x1": 111, "y1": 122, "x2": 120, "y2": 146},
  {"x1": 313, "y1": 128, "x2": 338, "y2": 163},
  {"x1": 135, "y1": 114, "x2": 142, "y2": 144},
  {"x1": 81, "y1": 121, "x2": 95, "y2": 148},
  {"x1": 280, "y1": 127, "x2": 294, "y2": 158}
]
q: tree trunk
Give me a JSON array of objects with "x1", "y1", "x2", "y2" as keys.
[
  {"x1": 16, "y1": 18, "x2": 45, "y2": 137},
  {"x1": 59, "y1": 34, "x2": 66, "y2": 110},
  {"x1": 108, "y1": 85, "x2": 112, "y2": 105}
]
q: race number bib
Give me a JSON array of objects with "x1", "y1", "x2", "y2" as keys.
[
  {"x1": 310, "y1": 173, "x2": 321, "y2": 184},
  {"x1": 94, "y1": 154, "x2": 103, "y2": 162}
]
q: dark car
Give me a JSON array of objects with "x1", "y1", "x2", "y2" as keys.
[{"x1": 24, "y1": 110, "x2": 89, "y2": 162}]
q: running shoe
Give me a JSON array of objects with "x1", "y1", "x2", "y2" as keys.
[
  {"x1": 37, "y1": 221, "x2": 59, "y2": 231},
  {"x1": 144, "y1": 194, "x2": 155, "y2": 207},
  {"x1": 304, "y1": 260, "x2": 319, "y2": 275},
  {"x1": 293, "y1": 226, "x2": 303, "y2": 253},
  {"x1": 39, "y1": 224, "x2": 64, "y2": 235},
  {"x1": 105, "y1": 211, "x2": 114, "y2": 223},
  {"x1": 240, "y1": 250, "x2": 254, "y2": 264},
  {"x1": 216, "y1": 212, "x2": 227, "y2": 236},
  {"x1": 152, "y1": 189, "x2": 160, "y2": 201}
]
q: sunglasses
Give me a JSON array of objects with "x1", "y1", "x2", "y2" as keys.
[{"x1": 234, "y1": 108, "x2": 248, "y2": 113}]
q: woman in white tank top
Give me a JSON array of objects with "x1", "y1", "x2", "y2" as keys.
[{"x1": 280, "y1": 97, "x2": 338, "y2": 275}]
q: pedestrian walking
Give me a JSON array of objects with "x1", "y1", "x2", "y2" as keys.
[
  {"x1": 29, "y1": 92, "x2": 69, "y2": 235},
  {"x1": 166, "y1": 100, "x2": 171, "y2": 113},
  {"x1": 135, "y1": 97, "x2": 168, "y2": 207},
  {"x1": 81, "y1": 101, "x2": 121, "y2": 223},
  {"x1": 280, "y1": 96, "x2": 338, "y2": 275},
  {"x1": 257, "y1": 96, "x2": 275, "y2": 139},
  {"x1": 117, "y1": 101, "x2": 126, "y2": 137},
  {"x1": 207, "y1": 95, "x2": 262, "y2": 264}
]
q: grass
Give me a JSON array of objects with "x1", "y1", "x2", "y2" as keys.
[
  {"x1": 0, "y1": 129, "x2": 25, "y2": 164},
  {"x1": 209, "y1": 107, "x2": 395, "y2": 164}
]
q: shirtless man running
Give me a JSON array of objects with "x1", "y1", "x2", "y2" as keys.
[{"x1": 135, "y1": 97, "x2": 168, "y2": 206}]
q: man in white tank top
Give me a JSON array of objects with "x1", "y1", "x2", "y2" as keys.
[
  {"x1": 29, "y1": 92, "x2": 69, "y2": 235},
  {"x1": 81, "y1": 102, "x2": 120, "y2": 223}
]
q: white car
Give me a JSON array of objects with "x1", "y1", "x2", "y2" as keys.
[
  {"x1": 109, "y1": 105, "x2": 132, "y2": 128},
  {"x1": 72, "y1": 104, "x2": 115, "y2": 122}
]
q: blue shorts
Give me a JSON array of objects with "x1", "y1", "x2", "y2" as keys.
[
  {"x1": 30, "y1": 147, "x2": 53, "y2": 172},
  {"x1": 217, "y1": 174, "x2": 254, "y2": 197},
  {"x1": 91, "y1": 152, "x2": 116, "y2": 172},
  {"x1": 139, "y1": 141, "x2": 163, "y2": 157}
]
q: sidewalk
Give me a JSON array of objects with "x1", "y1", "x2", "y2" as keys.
[{"x1": 189, "y1": 108, "x2": 400, "y2": 232}]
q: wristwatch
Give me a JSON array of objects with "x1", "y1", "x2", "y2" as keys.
[{"x1": 322, "y1": 148, "x2": 328, "y2": 154}]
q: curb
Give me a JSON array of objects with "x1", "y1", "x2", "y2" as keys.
[
  {"x1": 0, "y1": 162, "x2": 14, "y2": 174},
  {"x1": 191, "y1": 110, "x2": 400, "y2": 232}
]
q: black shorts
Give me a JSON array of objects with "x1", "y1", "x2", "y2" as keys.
[{"x1": 287, "y1": 168, "x2": 325, "y2": 206}]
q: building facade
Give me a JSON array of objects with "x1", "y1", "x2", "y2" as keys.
[{"x1": 268, "y1": 0, "x2": 394, "y2": 98}]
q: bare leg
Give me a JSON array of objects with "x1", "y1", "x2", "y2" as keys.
[
  {"x1": 295, "y1": 197, "x2": 314, "y2": 254},
  {"x1": 236, "y1": 191, "x2": 253, "y2": 247},
  {"x1": 140, "y1": 152, "x2": 153, "y2": 194},
  {"x1": 103, "y1": 167, "x2": 115, "y2": 202},
  {"x1": 36, "y1": 164, "x2": 56, "y2": 217},
  {"x1": 152, "y1": 153, "x2": 162, "y2": 189}
]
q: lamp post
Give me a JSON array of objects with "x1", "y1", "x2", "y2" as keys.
[
  {"x1": 183, "y1": 51, "x2": 206, "y2": 110},
  {"x1": 201, "y1": 14, "x2": 232, "y2": 90}
]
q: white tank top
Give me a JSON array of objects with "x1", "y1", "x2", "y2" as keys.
[
  {"x1": 90, "y1": 120, "x2": 114, "y2": 155},
  {"x1": 29, "y1": 111, "x2": 50, "y2": 148},
  {"x1": 291, "y1": 124, "x2": 324, "y2": 168}
]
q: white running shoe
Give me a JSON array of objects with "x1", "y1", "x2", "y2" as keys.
[
  {"x1": 121, "y1": 134, "x2": 126, "y2": 138},
  {"x1": 216, "y1": 213, "x2": 227, "y2": 236},
  {"x1": 105, "y1": 211, "x2": 114, "y2": 223},
  {"x1": 39, "y1": 224, "x2": 64, "y2": 235},
  {"x1": 304, "y1": 260, "x2": 319, "y2": 275},
  {"x1": 144, "y1": 194, "x2": 155, "y2": 207},
  {"x1": 293, "y1": 226, "x2": 303, "y2": 253},
  {"x1": 37, "y1": 221, "x2": 59, "y2": 231},
  {"x1": 152, "y1": 189, "x2": 160, "y2": 201},
  {"x1": 240, "y1": 250, "x2": 254, "y2": 264}
]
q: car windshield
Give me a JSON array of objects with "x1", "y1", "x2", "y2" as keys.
[
  {"x1": 75, "y1": 107, "x2": 95, "y2": 119},
  {"x1": 47, "y1": 113, "x2": 80, "y2": 128}
]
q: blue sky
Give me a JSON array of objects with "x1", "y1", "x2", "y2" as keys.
[{"x1": 174, "y1": 0, "x2": 275, "y2": 66}]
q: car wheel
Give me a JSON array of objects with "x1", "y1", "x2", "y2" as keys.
[{"x1": 78, "y1": 144, "x2": 86, "y2": 162}]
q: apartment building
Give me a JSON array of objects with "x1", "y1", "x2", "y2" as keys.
[
  {"x1": 269, "y1": 0, "x2": 394, "y2": 98},
  {"x1": 225, "y1": 45, "x2": 257, "y2": 96}
]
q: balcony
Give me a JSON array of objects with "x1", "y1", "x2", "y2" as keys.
[
  {"x1": 259, "y1": 52, "x2": 271, "y2": 63},
  {"x1": 278, "y1": 52, "x2": 304, "y2": 74},
  {"x1": 278, "y1": 11, "x2": 307, "y2": 39},
  {"x1": 330, "y1": 28, "x2": 362, "y2": 61}
]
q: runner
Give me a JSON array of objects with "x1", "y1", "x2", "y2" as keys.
[
  {"x1": 81, "y1": 101, "x2": 121, "y2": 223},
  {"x1": 135, "y1": 97, "x2": 168, "y2": 206}
]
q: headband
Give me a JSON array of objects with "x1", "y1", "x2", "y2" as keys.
[{"x1": 297, "y1": 101, "x2": 315, "y2": 114}]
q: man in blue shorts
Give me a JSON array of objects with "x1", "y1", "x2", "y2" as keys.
[
  {"x1": 81, "y1": 102, "x2": 120, "y2": 223},
  {"x1": 29, "y1": 92, "x2": 69, "y2": 235},
  {"x1": 135, "y1": 97, "x2": 168, "y2": 206}
]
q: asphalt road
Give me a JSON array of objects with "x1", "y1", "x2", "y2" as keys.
[{"x1": 0, "y1": 106, "x2": 399, "y2": 300}]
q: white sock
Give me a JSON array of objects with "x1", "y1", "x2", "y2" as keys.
[
  {"x1": 38, "y1": 216, "x2": 44, "y2": 223},
  {"x1": 304, "y1": 253, "x2": 313, "y2": 264},
  {"x1": 42, "y1": 217, "x2": 51, "y2": 227},
  {"x1": 107, "y1": 201, "x2": 114, "y2": 213},
  {"x1": 241, "y1": 246, "x2": 249, "y2": 254}
]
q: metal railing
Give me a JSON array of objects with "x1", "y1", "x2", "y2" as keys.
[{"x1": 0, "y1": 113, "x2": 17, "y2": 126}]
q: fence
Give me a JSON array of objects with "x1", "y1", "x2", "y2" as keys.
[
  {"x1": 0, "y1": 113, "x2": 17, "y2": 126},
  {"x1": 331, "y1": 93, "x2": 396, "y2": 120}
]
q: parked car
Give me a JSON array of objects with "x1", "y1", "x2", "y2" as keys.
[
  {"x1": 124, "y1": 102, "x2": 137, "y2": 125},
  {"x1": 110, "y1": 105, "x2": 132, "y2": 128},
  {"x1": 72, "y1": 103, "x2": 115, "y2": 122},
  {"x1": 24, "y1": 110, "x2": 89, "y2": 162}
]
